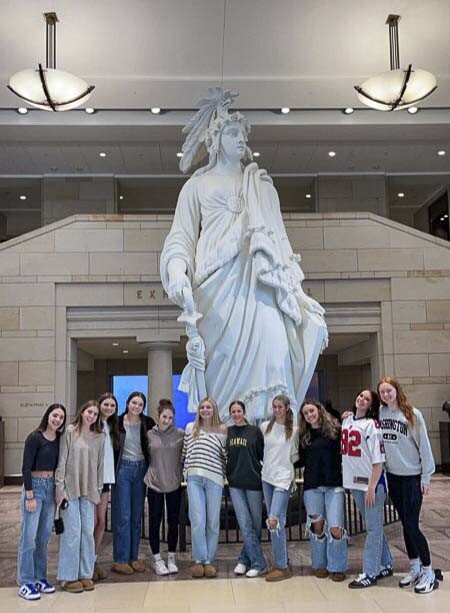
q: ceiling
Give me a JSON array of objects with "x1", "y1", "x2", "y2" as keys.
[{"x1": 1, "y1": 1, "x2": 450, "y2": 212}]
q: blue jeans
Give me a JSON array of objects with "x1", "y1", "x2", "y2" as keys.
[
  {"x1": 303, "y1": 486, "x2": 348, "y2": 573},
  {"x1": 230, "y1": 487, "x2": 266, "y2": 571},
  {"x1": 57, "y1": 496, "x2": 95, "y2": 581},
  {"x1": 351, "y1": 486, "x2": 393, "y2": 578},
  {"x1": 112, "y1": 459, "x2": 147, "y2": 564},
  {"x1": 17, "y1": 477, "x2": 55, "y2": 585},
  {"x1": 187, "y1": 475, "x2": 223, "y2": 563},
  {"x1": 262, "y1": 480, "x2": 290, "y2": 570}
]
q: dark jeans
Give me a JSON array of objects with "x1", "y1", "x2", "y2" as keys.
[
  {"x1": 386, "y1": 472, "x2": 431, "y2": 566},
  {"x1": 147, "y1": 487, "x2": 182, "y2": 554}
]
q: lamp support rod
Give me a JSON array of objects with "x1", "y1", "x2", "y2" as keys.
[
  {"x1": 386, "y1": 14, "x2": 401, "y2": 70},
  {"x1": 44, "y1": 12, "x2": 58, "y2": 69}
]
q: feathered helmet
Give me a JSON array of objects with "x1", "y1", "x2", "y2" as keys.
[{"x1": 179, "y1": 87, "x2": 251, "y2": 175}]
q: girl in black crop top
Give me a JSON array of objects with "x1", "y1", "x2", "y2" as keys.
[{"x1": 17, "y1": 403, "x2": 66, "y2": 601}]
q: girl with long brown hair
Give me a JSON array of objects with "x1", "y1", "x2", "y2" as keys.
[
  {"x1": 298, "y1": 400, "x2": 347, "y2": 582},
  {"x1": 378, "y1": 377, "x2": 437, "y2": 594},
  {"x1": 261, "y1": 394, "x2": 299, "y2": 582}
]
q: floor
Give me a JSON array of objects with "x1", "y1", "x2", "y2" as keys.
[{"x1": 0, "y1": 476, "x2": 448, "y2": 612}]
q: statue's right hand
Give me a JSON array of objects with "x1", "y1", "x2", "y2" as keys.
[{"x1": 168, "y1": 273, "x2": 192, "y2": 308}]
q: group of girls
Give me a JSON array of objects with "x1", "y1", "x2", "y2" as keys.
[{"x1": 16, "y1": 377, "x2": 438, "y2": 600}]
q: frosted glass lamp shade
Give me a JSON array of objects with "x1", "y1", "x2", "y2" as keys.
[
  {"x1": 8, "y1": 66, "x2": 94, "y2": 111},
  {"x1": 355, "y1": 67, "x2": 437, "y2": 111}
]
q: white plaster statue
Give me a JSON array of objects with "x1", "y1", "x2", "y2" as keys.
[{"x1": 160, "y1": 88, "x2": 328, "y2": 421}]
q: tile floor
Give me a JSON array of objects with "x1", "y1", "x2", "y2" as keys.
[{"x1": 0, "y1": 475, "x2": 448, "y2": 612}]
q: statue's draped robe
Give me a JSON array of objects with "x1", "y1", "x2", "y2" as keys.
[{"x1": 161, "y1": 163, "x2": 328, "y2": 421}]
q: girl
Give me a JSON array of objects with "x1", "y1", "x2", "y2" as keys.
[
  {"x1": 111, "y1": 391, "x2": 155, "y2": 575},
  {"x1": 183, "y1": 397, "x2": 227, "y2": 579},
  {"x1": 261, "y1": 394, "x2": 299, "y2": 582},
  {"x1": 299, "y1": 400, "x2": 347, "y2": 581},
  {"x1": 145, "y1": 399, "x2": 184, "y2": 575},
  {"x1": 92, "y1": 393, "x2": 119, "y2": 581},
  {"x1": 17, "y1": 403, "x2": 66, "y2": 601},
  {"x1": 55, "y1": 400, "x2": 105, "y2": 593},
  {"x1": 226, "y1": 400, "x2": 266, "y2": 578},
  {"x1": 342, "y1": 390, "x2": 393, "y2": 589},
  {"x1": 378, "y1": 377, "x2": 437, "y2": 594}
]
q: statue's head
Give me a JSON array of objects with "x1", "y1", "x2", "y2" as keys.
[{"x1": 179, "y1": 88, "x2": 253, "y2": 175}]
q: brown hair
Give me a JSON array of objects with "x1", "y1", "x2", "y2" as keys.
[
  {"x1": 97, "y1": 392, "x2": 120, "y2": 450},
  {"x1": 157, "y1": 398, "x2": 175, "y2": 416},
  {"x1": 378, "y1": 376, "x2": 415, "y2": 426},
  {"x1": 298, "y1": 399, "x2": 340, "y2": 448},
  {"x1": 265, "y1": 394, "x2": 294, "y2": 440},
  {"x1": 352, "y1": 389, "x2": 380, "y2": 421},
  {"x1": 72, "y1": 400, "x2": 103, "y2": 434},
  {"x1": 192, "y1": 397, "x2": 223, "y2": 438}
]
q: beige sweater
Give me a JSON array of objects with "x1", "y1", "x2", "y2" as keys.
[{"x1": 55, "y1": 425, "x2": 105, "y2": 504}]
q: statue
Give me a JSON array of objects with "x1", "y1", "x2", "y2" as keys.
[{"x1": 160, "y1": 88, "x2": 328, "y2": 422}]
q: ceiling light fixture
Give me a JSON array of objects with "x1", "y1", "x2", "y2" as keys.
[
  {"x1": 253, "y1": 151, "x2": 260, "y2": 157},
  {"x1": 7, "y1": 12, "x2": 94, "y2": 112},
  {"x1": 398, "y1": 192, "x2": 405, "y2": 197},
  {"x1": 85, "y1": 107, "x2": 95, "y2": 114},
  {"x1": 176, "y1": 152, "x2": 183, "y2": 158},
  {"x1": 438, "y1": 150, "x2": 446, "y2": 156},
  {"x1": 112, "y1": 342, "x2": 119, "y2": 346},
  {"x1": 17, "y1": 107, "x2": 28, "y2": 114},
  {"x1": 150, "y1": 107, "x2": 161, "y2": 114},
  {"x1": 407, "y1": 106, "x2": 419, "y2": 114},
  {"x1": 122, "y1": 349, "x2": 129, "y2": 354},
  {"x1": 19, "y1": 195, "x2": 27, "y2": 200},
  {"x1": 281, "y1": 107, "x2": 290, "y2": 114},
  {"x1": 355, "y1": 15, "x2": 437, "y2": 112},
  {"x1": 343, "y1": 107, "x2": 354, "y2": 114},
  {"x1": 119, "y1": 195, "x2": 124, "y2": 200},
  {"x1": 328, "y1": 151, "x2": 336, "y2": 157},
  {"x1": 99, "y1": 152, "x2": 107, "y2": 158},
  {"x1": 305, "y1": 194, "x2": 312, "y2": 199}
]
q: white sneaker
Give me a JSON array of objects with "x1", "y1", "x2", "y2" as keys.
[
  {"x1": 246, "y1": 568, "x2": 267, "y2": 578},
  {"x1": 399, "y1": 569, "x2": 421, "y2": 589},
  {"x1": 414, "y1": 569, "x2": 438, "y2": 594},
  {"x1": 234, "y1": 562, "x2": 247, "y2": 575},
  {"x1": 154, "y1": 558, "x2": 170, "y2": 576},
  {"x1": 167, "y1": 558, "x2": 178, "y2": 574}
]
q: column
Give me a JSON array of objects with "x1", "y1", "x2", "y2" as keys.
[{"x1": 146, "y1": 343, "x2": 177, "y2": 420}]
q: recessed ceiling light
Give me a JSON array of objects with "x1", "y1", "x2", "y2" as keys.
[
  {"x1": 281, "y1": 107, "x2": 290, "y2": 114},
  {"x1": 328, "y1": 151, "x2": 336, "y2": 157},
  {"x1": 398, "y1": 192, "x2": 405, "y2": 198},
  {"x1": 112, "y1": 342, "x2": 119, "y2": 346},
  {"x1": 150, "y1": 107, "x2": 161, "y2": 114},
  {"x1": 122, "y1": 349, "x2": 129, "y2": 354},
  {"x1": 253, "y1": 151, "x2": 260, "y2": 157},
  {"x1": 19, "y1": 195, "x2": 27, "y2": 200},
  {"x1": 85, "y1": 107, "x2": 95, "y2": 114},
  {"x1": 176, "y1": 152, "x2": 183, "y2": 158},
  {"x1": 17, "y1": 107, "x2": 28, "y2": 114},
  {"x1": 343, "y1": 107, "x2": 354, "y2": 115},
  {"x1": 438, "y1": 150, "x2": 446, "y2": 156},
  {"x1": 407, "y1": 106, "x2": 419, "y2": 114},
  {"x1": 99, "y1": 152, "x2": 107, "y2": 158},
  {"x1": 444, "y1": 214, "x2": 449, "y2": 218},
  {"x1": 119, "y1": 195, "x2": 124, "y2": 200},
  {"x1": 305, "y1": 193, "x2": 312, "y2": 199}
]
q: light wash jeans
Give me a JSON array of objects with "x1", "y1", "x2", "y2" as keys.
[
  {"x1": 187, "y1": 475, "x2": 223, "y2": 563},
  {"x1": 262, "y1": 480, "x2": 290, "y2": 570},
  {"x1": 57, "y1": 496, "x2": 95, "y2": 581},
  {"x1": 303, "y1": 486, "x2": 348, "y2": 573},
  {"x1": 351, "y1": 486, "x2": 393, "y2": 578},
  {"x1": 112, "y1": 459, "x2": 147, "y2": 563},
  {"x1": 229, "y1": 487, "x2": 266, "y2": 571},
  {"x1": 17, "y1": 477, "x2": 56, "y2": 585}
]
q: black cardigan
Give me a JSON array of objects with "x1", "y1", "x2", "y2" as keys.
[{"x1": 114, "y1": 413, "x2": 156, "y2": 470}]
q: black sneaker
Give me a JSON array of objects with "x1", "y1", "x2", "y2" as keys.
[
  {"x1": 377, "y1": 565, "x2": 393, "y2": 580},
  {"x1": 348, "y1": 573, "x2": 378, "y2": 589}
]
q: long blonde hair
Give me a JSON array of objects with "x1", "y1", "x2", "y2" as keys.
[
  {"x1": 298, "y1": 399, "x2": 340, "y2": 448},
  {"x1": 192, "y1": 397, "x2": 223, "y2": 438},
  {"x1": 265, "y1": 394, "x2": 294, "y2": 440}
]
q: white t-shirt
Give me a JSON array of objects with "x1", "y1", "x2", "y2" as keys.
[
  {"x1": 341, "y1": 415, "x2": 385, "y2": 492},
  {"x1": 260, "y1": 421, "x2": 299, "y2": 490},
  {"x1": 102, "y1": 420, "x2": 116, "y2": 484}
]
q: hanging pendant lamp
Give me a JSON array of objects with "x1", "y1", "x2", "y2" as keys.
[
  {"x1": 7, "y1": 12, "x2": 94, "y2": 111},
  {"x1": 355, "y1": 15, "x2": 437, "y2": 112}
]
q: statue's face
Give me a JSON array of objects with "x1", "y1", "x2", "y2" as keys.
[{"x1": 219, "y1": 121, "x2": 246, "y2": 162}]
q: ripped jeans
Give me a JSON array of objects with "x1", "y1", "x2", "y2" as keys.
[
  {"x1": 262, "y1": 481, "x2": 290, "y2": 569},
  {"x1": 303, "y1": 486, "x2": 348, "y2": 573}
]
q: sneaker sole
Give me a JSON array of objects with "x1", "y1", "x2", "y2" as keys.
[
  {"x1": 414, "y1": 580, "x2": 439, "y2": 595},
  {"x1": 19, "y1": 594, "x2": 40, "y2": 601}
]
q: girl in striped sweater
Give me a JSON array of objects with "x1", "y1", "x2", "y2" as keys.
[{"x1": 183, "y1": 397, "x2": 227, "y2": 579}]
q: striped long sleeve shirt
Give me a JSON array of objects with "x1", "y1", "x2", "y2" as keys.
[{"x1": 182, "y1": 422, "x2": 227, "y2": 486}]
